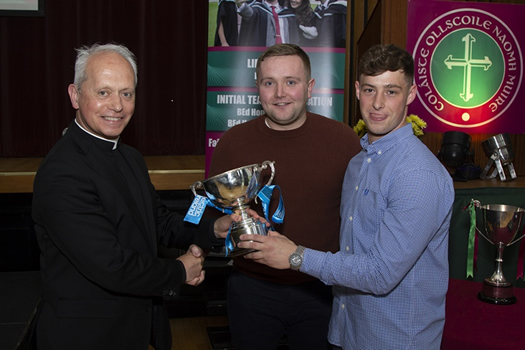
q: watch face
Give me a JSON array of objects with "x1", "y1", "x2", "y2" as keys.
[
  {"x1": 291, "y1": 254, "x2": 302, "y2": 266},
  {"x1": 290, "y1": 246, "x2": 304, "y2": 270}
]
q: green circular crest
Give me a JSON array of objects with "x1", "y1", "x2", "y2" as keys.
[{"x1": 431, "y1": 29, "x2": 504, "y2": 108}]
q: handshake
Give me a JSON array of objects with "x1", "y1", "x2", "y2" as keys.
[
  {"x1": 177, "y1": 244, "x2": 207, "y2": 286},
  {"x1": 178, "y1": 208, "x2": 267, "y2": 286}
]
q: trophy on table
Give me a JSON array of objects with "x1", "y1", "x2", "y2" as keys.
[
  {"x1": 189, "y1": 160, "x2": 280, "y2": 257},
  {"x1": 469, "y1": 200, "x2": 525, "y2": 304}
]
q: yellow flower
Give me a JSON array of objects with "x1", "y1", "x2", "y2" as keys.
[
  {"x1": 353, "y1": 115, "x2": 426, "y2": 138},
  {"x1": 406, "y1": 114, "x2": 427, "y2": 137},
  {"x1": 353, "y1": 119, "x2": 368, "y2": 138}
]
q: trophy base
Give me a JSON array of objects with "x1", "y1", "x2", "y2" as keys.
[
  {"x1": 228, "y1": 248, "x2": 257, "y2": 258},
  {"x1": 228, "y1": 218, "x2": 268, "y2": 257},
  {"x1": 477, "y1": 283, "x2": 517, "y2": 305}
]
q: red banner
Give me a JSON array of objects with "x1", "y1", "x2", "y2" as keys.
[{"x1": 406, "y1": 0, "x2": 525, "y2": 133}]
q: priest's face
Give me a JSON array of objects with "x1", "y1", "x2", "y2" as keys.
[{"x1": 68, "y1": 51, "x2": 136, "y2": 140}]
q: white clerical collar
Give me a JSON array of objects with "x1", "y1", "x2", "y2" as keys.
[{"x1": 75, "y1": 119, "x2": 120, "y2": 150}]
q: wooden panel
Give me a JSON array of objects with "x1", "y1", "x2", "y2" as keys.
[
  {"x1": 165, "y1": 316, "x2": 229, "y2": 350},
  {"x1": 351, "y1": 0, "x2": 379, "y2": 46},
  {"x1": 149, "y1": 172, "x2": 205, "y2": 192},
  {"x1": 0, "y1": 175, "x2": 36, "y2": 194},
  {"x1": 345, "y1": 0, "x2": 380, "y2": 124},
  {"x1": 352, "y1": 3, "x2": 383, "y2": 125},
  {"x1": 380, "y1": 0, "x2": 408, "y2": 47},
  {"x1": 0, "y1": 156, "x2": 206, "y2": 193}
]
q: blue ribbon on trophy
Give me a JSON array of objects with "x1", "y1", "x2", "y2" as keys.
[
  {"x1": 257, "y1": 184, "x2": 285, "y2": 229},
  {"x1": 184, "y1": 161, "x2": 283, "y2": 257},
  {"x1": 184, "y1": 194, "x2": 233, "y2": 225}
]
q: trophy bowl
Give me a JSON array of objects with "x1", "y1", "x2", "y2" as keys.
[
  {"x1": 475, "y1": 203, "x2": 525, "y2": 305},
  {"x1": 191, "y1": 161, "x2": 275, "y2": 257}
]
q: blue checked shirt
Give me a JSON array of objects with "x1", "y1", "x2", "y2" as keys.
[{"x1": 301, "y1": 124, "x2": 454, "y2": 349}]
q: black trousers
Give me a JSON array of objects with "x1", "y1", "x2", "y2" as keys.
[{"x1": 227, "y1": 270, "x2": 333, "y2": 350}]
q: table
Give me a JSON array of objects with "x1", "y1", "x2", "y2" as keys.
[{"x1": 442, "y1": 278, "x2": 525, "y2": 349}]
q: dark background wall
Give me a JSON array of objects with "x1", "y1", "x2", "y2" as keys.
[{"x1": 0, "y1": 0, "x2": 209, "y2": 157}]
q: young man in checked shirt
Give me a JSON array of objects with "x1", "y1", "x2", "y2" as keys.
[{"x1": 239, "y1": 44, "x2": 454, "y2": 350}]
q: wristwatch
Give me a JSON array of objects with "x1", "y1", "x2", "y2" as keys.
[{"x1": 289, "y1": 245, "x2": 305, "y2": 271}]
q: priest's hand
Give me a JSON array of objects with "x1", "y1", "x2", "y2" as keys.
[{"x1": 178, "y1": 244, "x2": 205, "y2": 286}]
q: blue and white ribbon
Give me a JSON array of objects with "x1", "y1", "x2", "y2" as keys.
[
  {"x1": 184, "y1": 194, "x2": 233, "y2": 225},
  {"x1": 257, "y1": 184, "x2": 285, "y2": 230}
]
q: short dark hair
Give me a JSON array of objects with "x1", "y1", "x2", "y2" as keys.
[
  {"x1": 256, "y1": 44, "x2": 311, "y2": 81},
  {"x1": 357, "y1": 44, "x2": 414, "y2": 85}
]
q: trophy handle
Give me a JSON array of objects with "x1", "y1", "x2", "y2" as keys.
[
  {"x1": 190, "y1": 181, "x2": 204, "y2": 197},
  {"x1": 508, "y1": 234, "x2": 525, "y2": 246},
  {"x1": 472, "y1": 200, "x2": 494, "y2": 244},
  {"x1": 260, "y1": 160, "x2": 276, "y2": 186},
  {"x1": 475, "y1": 227, "x2": 494, "y2": 245}
]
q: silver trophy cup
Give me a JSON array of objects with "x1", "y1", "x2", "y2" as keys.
[
  {"x1": 474, "y1": 202, "x2": 525, "y2": 304},
  {"x1": 191, "y1": 161, "x2": 275, "y2": 257}
]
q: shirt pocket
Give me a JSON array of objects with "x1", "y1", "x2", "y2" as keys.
[{"x1": 355, "y1": 187, "x2": 383, "y2": 236}]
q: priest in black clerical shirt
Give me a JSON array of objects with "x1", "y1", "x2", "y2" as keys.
[{"x1": 31, "y1": 43, "x2": 247, "y2": 350}]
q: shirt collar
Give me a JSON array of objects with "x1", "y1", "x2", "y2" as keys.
[
  {"x1": 265, "y1": 1, "x2": 281, "y2": 10},
  {"x1": 361, "y1": 123, "x2": 413, "y2": 156},
  {"x1": 75, "y1": 119, "x2": 120, "y2": 150}
]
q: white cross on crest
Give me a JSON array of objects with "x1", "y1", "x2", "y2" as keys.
[{"x1": 444, "y1": 33, "x2": 492, "y2": 102}]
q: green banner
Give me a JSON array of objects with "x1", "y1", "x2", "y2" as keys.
[
  {"x1": 206, "y1": 89, "x2": 345, "y2": 131},
  {"x1": 208, "y1": 50, "x2": 346, "y2": 89}
]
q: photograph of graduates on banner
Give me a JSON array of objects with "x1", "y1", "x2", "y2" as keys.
[{"x1": 211, "y1": 0, "x2": 347, "y2": 48}]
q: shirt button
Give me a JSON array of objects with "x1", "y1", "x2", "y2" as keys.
[
  {"x1": 355, "y1": 186, "x2": 358, "y2": 191},
  {"x1": 341, "y1": 304, "x2": 345, "y2": 310},
  {"x1": 346, "y1": 246, "x2": 349, "y2": 251},
  {"x1": 378, "y1": 150, "x2": 382, "y2": 155},
  {"x1": 367, "y1": 158, "x2": 371, "y2": 163},
  {"x1": 349, "y1": 216, "x2": 353, "y2": 221}
]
